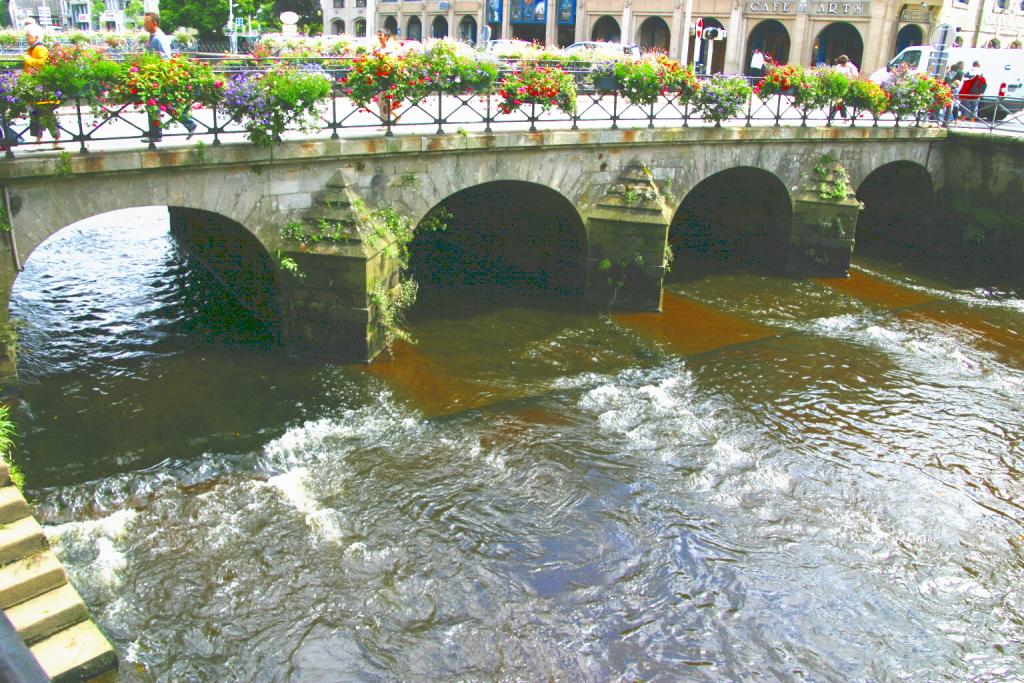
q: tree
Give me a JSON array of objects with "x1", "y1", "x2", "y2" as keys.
[
  {"x1": 161, "y1": 0, "x2": 283, "y2": 39},
  {"x1": 124, "y1": 0, "x2": 145, "y2": 28},
  {"x1": 91, "y1": 0, "x2": 106, "y2": 28},
  {"x1": 275, "y1": 0, "x2": 321, "y2": 33}
]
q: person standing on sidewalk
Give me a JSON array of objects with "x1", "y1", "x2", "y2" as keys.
[
  {"x1": 958, "y1": 61, "x2": 986, "y2": 124},
  {"x1": 141, "y1": 11, "x2": 197, "y2": 142}
]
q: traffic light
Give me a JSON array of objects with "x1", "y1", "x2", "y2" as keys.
[{"x1": 703, "y1": 27, "x2": 727, "y2": 40}]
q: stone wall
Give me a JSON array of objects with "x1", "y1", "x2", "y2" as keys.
[{"x1": 934, "y1": 134, "x2": 1024, "y2": 276}]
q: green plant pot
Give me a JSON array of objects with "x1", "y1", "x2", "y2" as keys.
[{"x1": 593, "y1": 75, "x2": 618, "y2": 93}]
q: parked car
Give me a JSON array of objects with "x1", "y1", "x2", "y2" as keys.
[
  {"x1": 482, "y1": 39, "x2": 532, "y2": 55},
  {"x1": 563, "y1": 41, "x2": 638, "y2": 56}
]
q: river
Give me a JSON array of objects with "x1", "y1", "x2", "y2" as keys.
[{"x1": 8, "y1": 207, "x2": 1024, "y2": 681}]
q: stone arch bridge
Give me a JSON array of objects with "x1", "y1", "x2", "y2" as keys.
[{"x1": 0, "y1": 126, "x2": 946, "y2": 375}]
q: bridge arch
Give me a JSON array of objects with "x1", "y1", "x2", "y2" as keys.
[
  {"x1": 407, "y1": 181, "x2": 587, "y2": 303},
  {"x1": 668, "y1": 166, "x2": 791, "y2": 274},
  {"x1": 855, "y1": 160, "x2": 935, "y2": 256},
  {"x1": 8, "y1": 206, "x2": 281, "y2": 375}
]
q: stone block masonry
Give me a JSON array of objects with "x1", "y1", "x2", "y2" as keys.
[{"x1": 0, "y1": 461, "x2": 118, "y2": 682}]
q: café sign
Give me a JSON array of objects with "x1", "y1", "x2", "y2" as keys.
[{"x1": 747, "y1": 0, "x2": 868, "y2": 15}]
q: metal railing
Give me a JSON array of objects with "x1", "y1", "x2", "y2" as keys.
[
  {"x1": 1, "y1": 69, "x2": 1021, "y2": 159},
  {"x1": 0, "y1": 612, "x2": 49, "y2": 683}
]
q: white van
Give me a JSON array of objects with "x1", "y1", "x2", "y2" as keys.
[{"x1": 869, "y1": 46, "x2": 1024, "y2": 118}]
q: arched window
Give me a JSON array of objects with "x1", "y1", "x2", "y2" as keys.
[
  {"x1": 591, "y1": 15, "x2": 620, "y2": 42},
  {"x1": 638, "y1": 16, "x2": 670, "y2": 53},
  {"x1": 432, "y1": 15, "x2": 449, "y2": 39},
  {"x1": 383, "y1": 16, "x2": 399, "y2": 34},
  {"x1": 331, "y1": 19, "x2": 345, "y2": 35},
  {"x1": 407, "y1": 16, "x2": 423, "y2": 41},
  {"x1": 746, "y1": 19, "x2": 790, "y2": 71},
  {"x1": 894, "y1": 24, "x2": 923, "y2": 56},
  {"x1": 458, "y1": 16, "x2": 478, "y2": 44},
  {"x1": 812, "y1": 22, "x2": 864, "y2": 68}
]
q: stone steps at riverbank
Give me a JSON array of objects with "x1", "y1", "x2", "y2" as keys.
[{"x1": 0, "y1": 460, "x2": 118, "y2": 682}]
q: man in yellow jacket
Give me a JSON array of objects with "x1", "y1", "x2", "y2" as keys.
[{"x1": 22, "y1": 23, "x2": 62, "y2": 150}]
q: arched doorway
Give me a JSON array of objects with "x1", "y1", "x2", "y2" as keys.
[
  {"x1": 812, "y1": 22, "x2": 863, "y2": 68},
  {"x1": 331, "y1": 19, "x2": 345, "y2": 35},
  {"x1": 638, "y1": 16, "x2": 670, "y2": 53},
  {"x1": 407, "y1": 16, "x2": 423, "y2": 41},
  {"x1": 669, "y1": 168, "x2": 792, "y2": 274},
  {"x1": 746, "y1": 19, "x2": 790, "y2": 70},
  {"x1": 688, "y1": 17, "x2": 726, "y2": 73},
  {"x1": 432, "y1": 15, "x2": 449, "y2": 39},
  {"x1": 458, "y1": 15, "x2": 478, "y2": 43},
  {"x1": 894, "y1": 24, "x2": 923, "y2": 55},
  {"x1": 383, "y1": 16, "x2": 399, "y2": 35},
  {"x1": 354, "y1": 18, "x2": 366, "y2": 37},
  {"x1": 591, "y1": 15, "x2": 620, "y2": 42}
]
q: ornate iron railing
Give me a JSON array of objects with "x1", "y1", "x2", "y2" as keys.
[{"x1": 1, "y1": 67, "x2": 1021, "y2": 159}]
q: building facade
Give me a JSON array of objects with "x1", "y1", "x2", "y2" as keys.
[{"x1": 323, "y1": 0, "x2": 1024, "y2": 74}]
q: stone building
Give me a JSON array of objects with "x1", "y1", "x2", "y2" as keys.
[{"x1": 322, "y1": 0, "x2": 1024, "y2": 74}]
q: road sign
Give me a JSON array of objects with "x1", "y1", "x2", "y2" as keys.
[
  {"x1": 694, "y1": 18, "x2": 703, "y2": 40},
  {"x1": 930, "y1": 23, "x2": 955, "y2": 51}
]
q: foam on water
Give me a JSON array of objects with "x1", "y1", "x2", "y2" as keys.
[
  {"x1": 44, "y1": 509, "x2": 137, "y2": 596},
  {"x1": 263, "y1": 467, "x2": 344, "y2": 543}
]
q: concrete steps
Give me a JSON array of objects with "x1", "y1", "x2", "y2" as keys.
[{"x1": 0, "y1": 473, "x2": 118, "y2": 682}]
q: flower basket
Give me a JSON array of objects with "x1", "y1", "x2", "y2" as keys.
[
  {"x1": 661, "y1": 60, "x2": 700, "y2": 106},
  {"x1": 694, "y1": 74, "x2": 751, "y2": 125},
  {"x1": 497, "y1": 66, "x2": 577, "y2": 116},
  {"x1": 882, "y1": 68, "x2": 938, "y2": 117},
  {"x1": 107, "y1": 52, "x2": 218, "y2": 130},
  {"x1": 843, "y1": 78, "x2": 888, "y2": 115},
  {"x1": 753, "y1": 63, "x2": 809, "y2": 99},
  {"x1": 223, "y1": 64, "x2": 332, "y2": 146}
]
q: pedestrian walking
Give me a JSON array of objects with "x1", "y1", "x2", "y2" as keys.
[
  {"x1": 830, "y1": 55, "x2": 859, "y2": 120},
  {"x1": 141, "y1": 11, "x2": 197, "y2": 143},
  {"x1": 22, "y1": 23, "x2": 62, "y2": 150},
  {"x1": 749, "y1": 48, "x2": 765, "y2": 78},
  {"x1": 942, "y1": 61, "x2": 964, "y2": 125}
]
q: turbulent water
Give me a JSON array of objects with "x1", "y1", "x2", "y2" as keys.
[{"x1": 8, "y1": 208, "x2": 1024, "y2": 681}]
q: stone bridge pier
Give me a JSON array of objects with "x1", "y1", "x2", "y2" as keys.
[{"x1": 0, "y1": 126, "x2": 944, "y2": 387}]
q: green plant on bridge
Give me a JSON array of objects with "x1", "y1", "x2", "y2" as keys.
[
  {"x1": 355, "y1": 199, "x2": 449, "y2": 351},
  {"x1": 597, "y1": 253, "x2": 645, "y2": 313},
  {"x1": 275, "y1": 251, "x2": 304, "y2": 279},
  {"x1": 812, "y1": 154, "x2": 853, "y2": 202},
  {"x1": 0, "y1": 405, "x2": 24, "y2": 490}
]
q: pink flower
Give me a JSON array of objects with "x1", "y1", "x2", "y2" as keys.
[{"x1": 147, "y1": 98, "x2": 157, "y2": 106}]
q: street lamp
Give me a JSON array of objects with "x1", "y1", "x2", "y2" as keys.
[{"x1": 228, "y1": 0, "x2": 238, "y2": 53}]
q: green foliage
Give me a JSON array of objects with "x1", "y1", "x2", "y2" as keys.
[
  {"x1": 597, "y1": 254, "x2": 645, "y2": 312},
  {"x1": 24, "y1": 44, "x2": 121, "y2": 101},
  {"x1": 0, "y1": 405, "x2": 23, "y2": 490},
  {"x1": 612, "y1": 60, "x2": 664, "y2": 106},
  {"x1": 753, "y1": 63, "x2": 810, "y2": 99},
  {"x1": 275, "y1": 251, "x2": 304, "y2": 278},
  {"x1": 280, "y1": 217, "x2": 353, "y2": 245},
  {"x1": 0, "y1": 201, "x2": 10, "y2": 233},
  {"x1": 55, "y1": 151, "x2": 72, "y2": 177},
  {"x1": 844, "y1": 78, "x2": 889, "y2": 115},
  {"x1": 812, "y1": 155, "x2": 853, "y2": 202},
  {"x1": 0, "y1": 318, "x2": 20, "y2": 365},
  {"x1": 195, "y1": 140, "x2": 207, "y2": 163},
  {"x1": 369, "y1": 280, "x2": 418, "y2": 348}
]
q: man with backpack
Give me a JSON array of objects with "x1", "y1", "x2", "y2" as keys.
[{"x1": 958, "y1": 61, "x2": 986, "y2": 124}]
